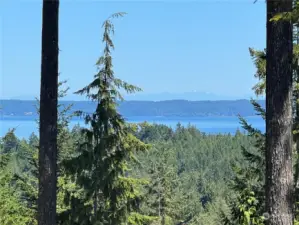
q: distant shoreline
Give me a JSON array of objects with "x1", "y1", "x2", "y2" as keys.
[
  {"x1": 0, "y1": 99, "x2": 265, "y2": 118},
  {"x1": 0, "y1": 115, "x2": 262, "y2": 121},
  {"x1": 1, "y1": 115, "x2": 265, "y2": 139}
]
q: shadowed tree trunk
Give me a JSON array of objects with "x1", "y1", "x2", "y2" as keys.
[
  {"x1": 38, "y1": 0, "x2": 59, "y2": 225},
  {"x1": 265, "y1": 0, "x2": 294, "y2": 224}
]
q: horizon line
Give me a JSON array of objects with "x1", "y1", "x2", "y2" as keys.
[{"x1": 0, "y1": 98, "x2": 265, "y2": 102}]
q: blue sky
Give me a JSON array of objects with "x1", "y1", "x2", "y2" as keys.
[{"x1": 1, "y1": 0, "x2": 266, "y2": 100}]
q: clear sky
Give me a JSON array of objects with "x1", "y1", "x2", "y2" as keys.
[{"x1": 0, "y1": 0, "x2": 266, "y2": 100}]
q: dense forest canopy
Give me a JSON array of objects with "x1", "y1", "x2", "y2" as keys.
[{"x1": 0, "y1": 121, "x2": 259, "y2": 225}]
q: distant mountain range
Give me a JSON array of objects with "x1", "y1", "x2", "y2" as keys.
[
  {"x1": 123, "y1": 92, "x2": 256, "y2": 101},
  {"x1": 0, "y1": 99, "x2": 265, "y2": 118},
  {"x1": 3, "y1": 91, "x2": 260, "y2": 101}
]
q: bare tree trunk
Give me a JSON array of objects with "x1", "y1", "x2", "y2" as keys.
[
  {"x1": 294, "y1": 23, "x2": 299, "y2": 216},
  {"x1": 38, "y1": 0, "x2": 59, "y2": 225},
  {"x1": 265, "y1": 0, "x2": 294, "y2": 224}
]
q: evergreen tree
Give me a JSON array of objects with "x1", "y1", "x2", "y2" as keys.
[
  {"x1": 223, "y1": 100, "x2": 265, "y2": 225},
  {"x1": 63, "y1": 13, "x2": 151, "y2": 225},
  {"x1": 2, "y1": 129, "x2": 18, "y2": 154},
  {"x1": 141, "y1": 143, "x2": 179, "y2": 225}
]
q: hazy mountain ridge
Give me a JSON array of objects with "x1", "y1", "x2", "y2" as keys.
[
  {"x1": 0, "y1": 99, "x2": 265, "y2": 118},
  {"x1": 2, "y1": 91, "x2": 257, "y2": 101},
  {"x1": 122, "y1": 91, "x2": 254, "y2": 101}
]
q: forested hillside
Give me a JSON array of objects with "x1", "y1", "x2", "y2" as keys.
[{"x1": 0, "y1": 121, "x2": 258, "y2": 225}]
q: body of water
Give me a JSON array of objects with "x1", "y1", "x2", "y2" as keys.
[{"x1": 0, "y1": 116, "x2": 265, "y2": 139}]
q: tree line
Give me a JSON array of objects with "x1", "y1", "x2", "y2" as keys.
[{"x1": 2, "y1": 0, "x2": 299, "y2": 225}]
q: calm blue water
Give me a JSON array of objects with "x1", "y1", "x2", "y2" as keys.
[{"x1": 0, "y1": 116, "x2": 265, "y2": 139}]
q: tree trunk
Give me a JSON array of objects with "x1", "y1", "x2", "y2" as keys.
[
  {"x1": 295, "y1": 23, "x2": 299, "y2": 216},
  {"x1": 38, "y1": 0, "x2": 59, "y2": 225},
  {"x1": 265, "y1": 0, "x2": 294, "y2": 225}
]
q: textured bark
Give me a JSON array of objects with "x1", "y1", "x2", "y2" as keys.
[
  {"x1": 265, "y1": 0, "x2": 294, "y2": 225},
  {"x1": 38, "y1": 1, "x2": 59, "y2": 225},
  {"x1": 295, "y1": 24, "x2": 299, "y2": 215}
]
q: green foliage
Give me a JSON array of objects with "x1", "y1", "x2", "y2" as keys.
[
  {"x1": 248, "y1": 44, "x2": 299, "y2": 98},
  {"x1": 0, "y1": 141, "x2": 37, "y2": 225},
  {"x1": 128, "y1": 212, "x2": 158, "y2": 225},
  {"x1": 62, "y1": 13, "x2": 151, "y2": 225},
  {"x1": 1, "y1": 117, "x2": 259, "y2": 225},
  {"x1": 130, "y1": 123, "x2": 256, "y2": 225},
  {"x1": 270, "y1": 1, "x2": 299, "y2": 26},
  {"x1": 2, "y1": 129, "x2": 18, "y2": 154},
  {"x1": 139, "y1": 143, "x2": 180, "y2": 224},
  {"x1": 236, "y1": 189, "x2": 264, "y2": 225},
  {"x1": 222, "y1": 101, "x2": 265, "y2": 225},
  {"x1": 0, "y1": 177, "x2": 36, "y2": 225},
  {"x1": 0, "y1": 81, "x2": 81, "y2": 225},
  {"x1": 249, "y1": 48, "x2": 266, "y2": 96}
]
